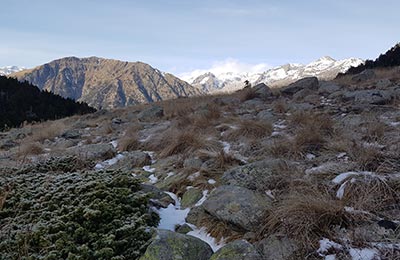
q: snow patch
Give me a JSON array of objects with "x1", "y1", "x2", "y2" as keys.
[
  {"x1": 143, "y1": 165, "x2": 156, "y2": 173},
  {"x1": 187, "y1": 225, "x2": 225, "y2": 252},
  {"x1": 317, "y1": 238, "x2": 343, "y2": 256},
  {"x1": 148, "y1": 174, "x2": 158, "y2": 184},
  {"x1": 348, "y1": 248, "x2": 379, "y2": 260},
  {"x1": 195, "y1": 190, "x2": 209, "y2": 207}
]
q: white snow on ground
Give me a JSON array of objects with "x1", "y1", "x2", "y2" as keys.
[
  {"x1": 325, "y1": 255, "x2": 336, "y2": 260},
  {"x1": 221, "y1": 141, "x2": 231, "y2": 154},
  {"x1": 306, "y1": 153, "x2": 316, "y2": 160},
  {"x1": 157, "y1": 192, "x2": 190, "y2": 231},
  {"x1": 332, "y1": 171, "x2": 373, "y2": 184},
  {"x1": 219, "y1": 141, "x2": 248, "y2": 164},
  {"x1": 348, "y1": 248, "x2": 379, "y2": 260},
  {"x1": 195, "y1": 190, "x2": 209, "y2": 206},
  {"x1": 94, "y1": 154, "x2": 125, "y2": 169},
  {"x1": 188, "y1": 171, "x2": 201, "y2": 181},
  {"x1": 166, "y1": 172, "x2": 175, "y2": 179},
  {"x1": 187, "y1": 225, "x2": 225, "y2": 252},
  {"x1": 317, "y1": 238, "x2": 343, "y2": 256},
  {"x1": 208, "y1": 179, "x2": 216, "y2": 185},
  {"x1": 148, "y1": 174, "x2": 158, "y2": 184},
  {"x1": 110, "y1": 140, "x2": 118, "y2": 148},
  {"x1": 336, "y1": 180, "x2": 348, "y2": 199},
  {"x1": 143, "y1": 165, "x2": 156, "y2": 173}
]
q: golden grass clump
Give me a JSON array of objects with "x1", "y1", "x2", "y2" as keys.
[
  {"x1": 273, "y1": 98, "x2": 288, "y2": 113},
  {"x1": 262, "y1": 191, "x2": 351, "y2": 244},
  {"x1": 289, "y1": 111, "x2": 335, "y2": 136},
  {"x1": 225, "y1": 120, "x2": 273, "y2": 141},
  {"x1": 17, "y1": 142, "x2": 44, "y2": 158},
  {"x1": 237, "y1": 87, "x2": 260, "y2": 102},
  {"x1": 30, "y1": 121, "x2": 65, "y2": 142},
  {"x1": 117, "y1": 124, "x2": 142, "y2": 152}
]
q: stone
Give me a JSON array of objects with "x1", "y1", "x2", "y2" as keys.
[
  {"x1": 138, "y1": 105, "x2": 164, "y2": 121},
  {"x1": 66, "y1": 143, "x2": 116, "y2": 161},
  {"x1": 253, "y1": 83, "x2": 272, "y2": 99},
  {"x1": 256, "y1": 235, "x2": 300, "y2": 260},
  {"x1": 139, "y1": 229, "x2": 213, "y2": 260},
  {"x1": 293, "y1": 88, "x2": 313, "y2": 101},
  {"x1": 256, "y1": 110, "x2": 275, "y2": 122},
  {"x1": 351, "y1": 69, "x2": 376, "y2": 82},
  {"x1": 181, "y1": 188, "x2": 203, "y2": 208},
  {"x1": 288, "y1": 102, "x2": 314, "y2": 111},
  {"x1": 319, "y1": 82, "x2": 342, "y2": 94},
  {"x1": 111, "y1": 151, "x2": 151, "y2": 169},
  {"x1": 343, "y1": 90, "x2": 393, "y2": 105},
  {"x1": 176, "y1": 224, "x2": 193, "y2": 234},
  {"x1": 183, "y1": 157, "x2": 203, "y2": 170},
  {"x1": 376, "y1": 79, "x2": 392, "y2": 89},
  {"x1": 203, "y1": 185, "x2": 272, "y2": 231},
  {"x1": 210, "y1": 240, "x2": 263, "y2": 260},
  {"x1": 61, "y1": 129, "x2": 81, "y2": 139},
  {"x1": 281, "y1": 77, "x2": 319, "y2": 95},
  {"x1": 186, "y1": 206, "x2": 206, "y2": 225},
  {"x1": 222, "y1": 158, "x2": 295, "y2": 191}
]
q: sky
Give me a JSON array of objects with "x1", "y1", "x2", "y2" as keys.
[{"x1": 0, "y1": 0, "x2": 399, "y2": 75}]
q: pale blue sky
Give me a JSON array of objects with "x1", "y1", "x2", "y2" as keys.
[{"x1": 0, "y1": 0, "x2": 399, "y2": 74}]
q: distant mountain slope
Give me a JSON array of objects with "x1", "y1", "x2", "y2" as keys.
[
  {"x1": 0, "y1": 66, "x2": 24, "y2": 76},
  {"x1": 339, "y1": 43, "x2": 400, "y2": 76},
  {"x1": 0, "y1": 76, "x2": 95, "y2": 130},
  {"x1": 185, "y1": 57, "x2": 363, "y2": 93},
  {"x1": 11, "y1": 57, "x2": 202, "y2": 109}
]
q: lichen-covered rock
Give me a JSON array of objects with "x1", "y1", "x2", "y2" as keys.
[
  {"x1": 176, "y1": 223, "x2": 194, "y2": 234},
  {"x1": 255, "y1": 235, "x2": 300, "y2": 260},
  {"x1": 67, "y1": 143, "x2": 116, "y2": 160},
  {"x1": 139, "y1": 229, "x2": 213, "y2": 260},
  {"x1": 181, "y1": 188, "x2": 203, "y2": 208},
  {"x1": 203, "y1": 185, "x2": 272, "y2": 231},
  {"x1": 210, "y1": 240, "x2": 263, "y2": 260}
]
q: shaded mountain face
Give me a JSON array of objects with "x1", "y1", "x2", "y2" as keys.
[
  {"x1": 186, "y1": 57, "x2": 364, "y2": 93},
  {"x1": 11, "y1": 57, "x2": 202, "y2": 109}
]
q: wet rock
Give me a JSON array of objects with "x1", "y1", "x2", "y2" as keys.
[
  {"x1": 210, "y1": 240, "x2": 263, "y2": 260},
  {"x1": 138, "y1": 105, "x2": 164, "y2": 121},
  {"x1": 203, "y1": 185, "x2": 272, "y2": 231},
  {"x1": 256, "y1": 235, "x2": 300, "y2": 260},
  {"x1": 281, "y1": 77, "x2": 319, "y2": 95},
  {"x1": 139, "y1": 229, "x2": 213, "y2": 260}
]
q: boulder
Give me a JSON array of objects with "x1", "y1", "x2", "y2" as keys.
[
  {"x1": 343, "y1": 90, "x2": 393, "y2": 105},
  {"x1": 256, "y1": 110, "x2": 275, "y2": 122},
  {"x1": 253, "y1": 83, "x2": 272, "y2": 99},
  {"x1": 111, "y1": 151, "x2": 151, "y2": 169},
  {"x1": 176, "y1": 223, "x2": 194, "y2": 234},
  {"x1": 281, "y1": 77, "x2": 319, "y2": 95},
  {"x1": 183, "y1": 157, "x2": 203, "y2": 170},
  {"x1": 61, "y1": 129, "x2": 81, "y2": 139},
  {"x1": 318, "y1": 82, "x2": 342, "y2": 94},
  {"x1": 138, "y1": 105, "x2": 164, "y2": 121},
  {"x1": 210, "y1": 240, "x2": 263, "y2": 260},
  {"x1": 222, "y1": 158, "x2": 296, "y2": 191},
  {"x1": 203, "y1": 185, "x2": 272, "y2": 231},
  {"x1": 139, "y1": 229, "x2": 213, "y2": 260},
  {"x1": 66, "y1": 143, "x2": 116, "y2": 161},
  {"x1": 255, "y1": 235, "x2": 300, "y2": 260},
  {"x1": 181, "y1": 188, "x2": 203, "y2": 208},
  {"x1": 351, "y1": 69, "x2": 376, "y2": 82},
  {"x1": 376, "y1": 79, "x2": 392, "y2": 89}
]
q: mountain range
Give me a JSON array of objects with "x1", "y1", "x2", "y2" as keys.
[
  {"x1": 183, "y1": 56, "x2": 363, "y2": 93},
  {"x1": 0, "y1": 66, "x2": 24, "y2": 76},
  {"x1": 10, "y1": 57, "x2": 201, "y2": 109}
]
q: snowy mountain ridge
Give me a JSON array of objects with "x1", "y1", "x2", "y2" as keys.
[
  {"x1": 183, "y1": 57, "x2": 364, "y2": 93},
  {"x1": 0, "y1": 66, "x2": 25, "y2": 76}
]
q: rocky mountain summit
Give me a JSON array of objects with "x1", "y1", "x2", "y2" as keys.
[
  {"x1": 1, "y1": 61, "x2": 400, "y2": 259},
  {"x1": 185, "y1": 56, "x2": 363, "y2": 93},
  {"x1": 11, "y1": 57, "x2": 202, "y2": 109}
]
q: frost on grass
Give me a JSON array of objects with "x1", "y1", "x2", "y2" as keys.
[{"x1": 0, "y1": 169, "x2": 159, "y2": 260}]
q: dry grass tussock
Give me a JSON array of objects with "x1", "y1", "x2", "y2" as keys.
[
  {"x1": 236, "y1": 87, "x2": 260, "y2": 102},
  {"x1": 117, "y1": 123, "x2": 143, "y2": 152},
  {"x1": 261, "y1": 190, "x2": 352, "y2": 245},
  {"x1": 17, "y1": 141, "x2": 44, "y2": 158},
  {"x1": 340, "y1": 175, "x2": 399, "y2": 213},
  {"x1": 27, "y1": 121, "x2": 65, "y2": 142},
  {"x1": 148, "y1": 127, "x2": 221, "y2": 158},
  {"x1": 0, "y1": 187, "x2": 11, "y2": 211},
  {"x1": 273, "y1": 98, "x2": 288, "y2": 113},
  {"x1": 224, "y1": 119, "x2": 273, "y2": 141}
]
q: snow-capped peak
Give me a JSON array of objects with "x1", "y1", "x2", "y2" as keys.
[
  {"x1": 184, "y1": 57, "x2": 364, "y2": 93},
  {"x1": 0, "y1": 66, "x2": 25, "y2": 76}
]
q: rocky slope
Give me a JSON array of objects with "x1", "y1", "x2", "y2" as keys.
[
  {"x1": 1, "y1": 64, "x2": 400, "y2": 259},
  {"x1": 11, "y1": 57, "x2": 202, "y2": 109},
  {"x1": 185, "y1": 56, "x2": 363, "y2": 93}
]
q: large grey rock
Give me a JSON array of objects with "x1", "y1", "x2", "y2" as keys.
[
  {"x1": 222, "y1": 158, "x2": 296, "y2": 191},
  {"x1": 343, "y1": 90, "x2": 393, "y2": 105},
  {"x1": 203, "y1": 185, "x2": 272, "y2": 231},
  {"x1": 376, "y1": 79, "x2": 392, "y2": 89},
  {"x1": 61, "y1": 129, "x2": 81, "y2": 139},
  {"x1": 139, "y1": 229, "x2": 213, "y2": 260},
  {"x1": 210, "y1": 240, "x2": 263, "y2": 260},
  {"x1": 281, "y1": 77, "x2": 319, "y2": 95},
  {"x1": 67, "y1": 143, "x2": 116, "y2": 161},
  {"x1": 351, "y1": 69, "x2": 376, "y2": 82},
  {"x1": 138, "y1": 105, "x2": 164, "y2": 121},
  {"x1": 111, "y1": 151, "x2": 151, "y2": 169},
  {"x1": 256, "y1": 110, "x2": 275, "y2": 122},
  {"x1": 256, "y1": 235, "x2": 300, "y2": 260},
  {"x1": 183, "y1": 157, "x2": 203, "y2": 170},
  {"x1": 253, "y1": 83, "x2": 272, "y2": 99},
  {"x1": 319, "y1": 82, "x2": 342, "y2": 94},
  {"x1": 181, "y1": 188, "x2": 203, "y2": 208}
]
